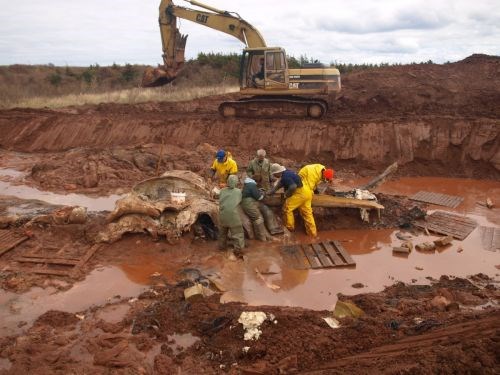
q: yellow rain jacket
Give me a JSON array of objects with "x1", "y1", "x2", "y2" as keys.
[
  {"x1": 298, "y1": 164, "x2": 326, "y2": 192},
  {"x1": 211, "y1": 152, "x2": 238, "y2": 184}
]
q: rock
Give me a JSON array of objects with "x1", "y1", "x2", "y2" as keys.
[
  {"x1": 0, "y1": 215, "x2": 19, "y2": 228},
  {"x1": 486, "y1": 197, "x2": 493, "y2": 209},
  {"x1": 416, "y1": 242, "x2": 436, "y2": 252},
  {"x1": 351, "y1": 283, "x2": 364, "y2": 288},
  {"x1": 433, "y1": 236, "x2": 453, "y2": 247},
  {"x1": 69, "y1": 206, "x2": 87, "y2": 224},
  {"x1": 183, "y1": 284, "x2": 215, "y2": 300},
  {"x1": 430, "y1": 295, "x2": 451, "y2": 311},
  {"x1": 82, "y1": 160, "x2": 99, "y2": 188},
  {"x1": 64, "y1": 183, "x2": 78, "y2": 190}
]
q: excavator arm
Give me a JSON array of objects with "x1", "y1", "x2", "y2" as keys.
[{"x1": 142, "y1": 0, "x2": 266, "y2": 87}]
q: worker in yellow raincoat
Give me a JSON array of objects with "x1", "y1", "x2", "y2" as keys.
[
  {"x1": 268, "y1": 163, "x2": 317, "y2": 237},
  {"x1": 210, "y1": 149, "x2": 238, "y2": 186},
  {"x1": 298, "y1": 164, "x2": 334, "y2": 193}
]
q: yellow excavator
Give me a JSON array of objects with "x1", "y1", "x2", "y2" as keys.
[{"x1": 143, "y1": 0, "x2": 341, "y2": 118}]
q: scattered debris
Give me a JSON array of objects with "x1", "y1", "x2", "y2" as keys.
[
  {"x1": 238, "y1": 312, "x2": 270, "y2": 341},
  {"x1": 415, "y1": 267, "x2": 424, "y2": 271},
  {"x1": 395, "y1": 232, "x2": 412, "y2": 241},
  {"x1": 254, "y1": 268, "x2": 280, "y2": 291},
  {"x1": 333, "y1": 300, "x2": 364, "y2": 319},
  {"x1": 416, "y1": 242, "x2": 436, "y2": 252},
  {"x1": 358, "y1": 162, "x2": 398, "y2": 191},
  {"x1": 433, "y1": 236, "x2": 453, "y2": 247},
  {"x1": 351, "y1": 283, "x2": 364, "y2": 288},
  {"x1": 323, "y1": 317, "x2": 341, "y2": 329},
  {"x1": 393, "y1": 246, "x2": 411, "y2": 254},
  {"x1": 184, "y1": 283, "x2": 215, "y2": 300}
]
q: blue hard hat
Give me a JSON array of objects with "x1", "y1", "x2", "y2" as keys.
[{"x1": 216, "y1": 150, "x2": 226, "y2": 161}]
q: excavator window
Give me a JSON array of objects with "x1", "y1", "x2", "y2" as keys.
[{"x1": 265, "y1": 52, "x2": 286, "y2": 85}]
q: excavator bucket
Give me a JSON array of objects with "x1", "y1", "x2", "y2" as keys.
[{"x1": 142, "y1": 30, "x2": 188, "y2": 87}]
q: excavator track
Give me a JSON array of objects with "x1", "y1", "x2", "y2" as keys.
[{"x1": 219, "y1": 96, "x2": 328, "y2": 119}]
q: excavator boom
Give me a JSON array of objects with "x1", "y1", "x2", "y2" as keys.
[{"x1": 142, "y1": 0, "x2": 266, "y2": 87}]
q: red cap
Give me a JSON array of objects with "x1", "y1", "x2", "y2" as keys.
[{"x1": 323, "y1": 168, "x2": 334, "y2": 181}]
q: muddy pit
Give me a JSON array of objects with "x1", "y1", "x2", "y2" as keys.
[{"x1": 0, "y1": 56, "x2": 499, "y2": 374}]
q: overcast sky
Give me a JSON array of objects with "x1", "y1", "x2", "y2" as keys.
[{"x1": 1, "y1": 0, "x2": 499, "y2": 66}]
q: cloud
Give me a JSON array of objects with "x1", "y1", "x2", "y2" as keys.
[{"x1": 316, "y1": 7, "x2": 451, "y2": 34}]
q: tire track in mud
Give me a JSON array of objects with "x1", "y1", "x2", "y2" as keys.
[{"x1": 305, "y1": 314, "x2": 500, "y2": 373}]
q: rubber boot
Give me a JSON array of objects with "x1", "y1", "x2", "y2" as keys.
[{"x1": 253, "y1": 219, "x2": 270, "y2": 242}]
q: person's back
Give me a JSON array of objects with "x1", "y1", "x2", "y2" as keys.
[
  {"x1": 218, "y1": 175, "x2": 244, "y2": 254},
  {"x1": 299, "y1": 164, "x2": 325, "y2": 192}
]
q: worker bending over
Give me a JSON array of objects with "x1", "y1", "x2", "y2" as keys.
[
  {"x1": 298, "y1": 164, "x2": 334, "y2": 193},
  {"x1": 268, "y1": 163, "x2": 317, "y2": 237},
  {"x1": 211, "y1": 149, "x2": 238, "y2": 186},
  {"x1": 218, "y1": 175, "x2": 244, "y2": 256},
  {"x1": 246, "y1": 149, "x2": 271, "y2": 190},
  {"x1": 241, "y1": 177, "x2": 270, "y2": 242}
]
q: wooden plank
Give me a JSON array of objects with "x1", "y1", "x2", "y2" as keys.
[
  {"x1": 21, "y1": 253, "x2": 81, "y2": 261},
  {"x1": 72, "y1": 245, "x2": 101, "y2": 272},
  {"x1": 410, "y1": 191, "x2": 463, "y2": 208},
  {"x1": 322, "y1": 241, "x2": 344, "y2": 266},
  {"x1": 479, "y1": 227, "x2": 500, "y2": 252},
  {"x1": 312, "y1": 243, "x2": 334, "y2": 267},
  {"x1": 8, "y1": 267, "x2": 72, "y2": 276},
  {"x1": 263, "y1": 194, "x2": 384, "y2": 210},
  {"x1": 0, "y1": 231, "x2": 29, "y2": 256},
  {"x1": 302, "y1": 244, "x2": 322, "y2": 269},
  {"x1": 332, "y1": 240, "x2": 356, "y2": 265},
  {"x1": 14, "y1": 257, "x2": 79, "y2": 266}
]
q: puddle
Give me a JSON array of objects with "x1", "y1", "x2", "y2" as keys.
[
  {"x1": 167, "y1": 333, "x2": 199, "y2": 354},
  {"x1": 0, "y1": 168, "x2": 123, "y2": 212},
  {"x1": 95, "y1": 303, "x2": 130, "y2": 324},
  {"x1": 0, "y1": 267, "x2": 146, "y2": 336}
]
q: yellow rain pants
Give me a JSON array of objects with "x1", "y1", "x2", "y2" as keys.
[{"x1": 283, "y1": 185, "x2": 317, "y2": 237}]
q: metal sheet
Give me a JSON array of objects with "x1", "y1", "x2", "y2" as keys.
[
  {"x1": 410, "y1": 191, "x2": 463, "y2": 208},
  {"x1": 414, "y1": 211, "x2": 477, "y2": 240}
]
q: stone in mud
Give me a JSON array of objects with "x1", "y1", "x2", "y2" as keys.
[
  {"x1": 393, "y1": 246, "x2": 410, "y2": 254},
  {"x1": 82, "y1": 160, "x2": 99, "y2": 188},
  {"x1": 416, "y1": 242, "x2": 436, "y2": 252},
  {"x1": 0, "y1": 215, "x2": 19, "y2": 228},
  {"x1": 429, "y1": 295, "x2": 451, "y2": 311},
  {"x1": 68, "y1": 206, "x2": 87, "y2": 224},
  {"x1": 433, "y1": 236, "x2": 453, "y2": 247}
]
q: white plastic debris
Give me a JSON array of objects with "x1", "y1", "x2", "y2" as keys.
[
  {"x1": 128, "y1": 298, "x2": 138, "y2": 304},
  {"x1": 238, "y1": 312, "x2": 268, "y2": 341},
  {"x1": 354, "y1": 189, "x2": 377, "y2": 201},
  {"x1": 242, "y1": 346, "x2": 250, "y2": 353},
  {"x1": 323, "y1": 317, "x2": 340, "y2": 329},
  {"x1": 75, "y1": 314, "x2": 85, "y2": 320}
]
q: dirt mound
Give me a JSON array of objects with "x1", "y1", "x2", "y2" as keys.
[
  {"x1": 333, "y1": 54, "x2": 500, "y2": 118},
  {"x1": 34, "y1": 310, "x2": 80, "y2": 328}
]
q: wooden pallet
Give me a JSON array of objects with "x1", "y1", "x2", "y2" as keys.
[
  {"x1": 282, "y1": 240, "x2": 355, "y2": 270},
  {"x1": 479, "y1": 227, "x2": 500, "y2": 252},
  {"x1": 0, "y1": 229, "x2": 29, "y2": 257},
  {"x1": 410, "y1": 191, "x2": 463, "y2": 208},
  {"x1": 414, "y1": 211, "x2": 477, "y2": 240},
  {"x1": 12, "y1": 244, "x2": 101, "y2": 277}
]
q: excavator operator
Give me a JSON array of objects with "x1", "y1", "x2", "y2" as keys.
[{"x1": 252, "y1": 57, "x2": 265, "y2": 87}]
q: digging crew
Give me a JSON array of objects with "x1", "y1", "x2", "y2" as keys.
[
  {"x1": 246, "y1": 149, "x2": 271, "y2": 190},
  {"x1": 241, "y1": 177, "x2": 271, "y2": 242},
  {"x1": 211, "y1": 149, "x2": 238, "y2": 186},
  {"x1": 268, "y1": 163, "x2": 317, "y2": 237},
  {"x1": 298, "y1": 164, "x2": 334, "y2": 193},
  {"x1": 218, "y1": 175, "x2": 245, "y2": 255}
]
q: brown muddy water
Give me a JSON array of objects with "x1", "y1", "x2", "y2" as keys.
[
  {"x1": 0, "y1": 168, "x2": 122, "y2": 211},
  {"x1": 1, "y1": 177, "x2": 499, "y2": 336}
]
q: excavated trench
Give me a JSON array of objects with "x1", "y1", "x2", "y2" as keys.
[{"x1": 0, "y1": 56, "x2": 499, "y2": 373}]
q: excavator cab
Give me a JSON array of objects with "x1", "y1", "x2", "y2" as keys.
[{"x1": 241, "y1": 48, "x2": 288, "y2": 91}]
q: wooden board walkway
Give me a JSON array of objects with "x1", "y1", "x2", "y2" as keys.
[
  {"x1": 12, "y1": 244, "x2": 101, "y2": 277},
  {"x1": 414, "y1": 211, "x2": 477, "y2": 240},
  {"x1": 410, "y1": 191, "x2": 463, "y2": 208},
  {"x1": 282, "y1": 240, "x2": 355, "y2": 270},
  {"x1": 0, "y1": 229, "x2": 29, "y2": 257}
]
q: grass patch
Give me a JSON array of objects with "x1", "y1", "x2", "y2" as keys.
[{"x1": 2, "y1": 85, "x2": 239, "y2": 109}]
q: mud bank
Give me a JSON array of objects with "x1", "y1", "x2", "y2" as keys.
[{"x1": 0, "y1": 108, "x2": 498, "y2": 176}]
